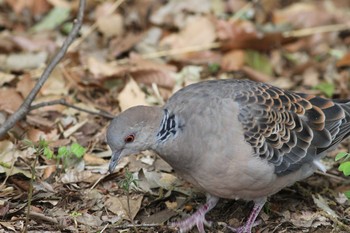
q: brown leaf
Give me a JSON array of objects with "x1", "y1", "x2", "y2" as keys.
[
  {"x1": 17, "y1": 74, "x2": 35, "y2": 98},
  {"x1": 105, "y1": 195, "x2": 143, "y2": 221},
  {"x1": 117, "y1": 78, "x2": 148, "y2": 111},
  {"x1": 337, "y1": 53, "x2": 350, "y2": 68},
  {"x1": 0, "y1": 88, "x2": 23, "y2": 113},
  {"x1": 216, "y1": 19, "x2": 294, "y2": 51},
  {"x1": 241, "y1": 66, "x2": 273, "y2": 83},
  {"x1": 273, "y1": 3, "x2": 334, "y2": 28},
  {"x1": 160, "y1": 16, "x2": 216, "y2": 55},
  {"x1": 96, "y1": 14, "x2": 124, "y2": 38},
  {"x1": 43, "y1": 165, "x2": 57, "y2": 180},
  {"x1": 221, "y1": 50, "x2": 245, "y2": 71},
  {"x1": 84, "y1": 153, "x2": 107, "y2": 166},
  {"x1": 26, "y1": 128, "x2": 48, "y2": 142}
]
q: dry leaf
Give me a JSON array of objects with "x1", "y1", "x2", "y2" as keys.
[
  {"x1": 26, "y1": 128, "x2": 48, "y2": 142},
  {"x1": 0, "y1": 88, "x2": 23, "y2": 113},
  {"x1": 0, "y1": 72, "x2": 16, "y2": 86},
  {"x1": 221, "y1": 50, "x2": 245, "y2": 71},
  {"x1": 61, "y1": 169, "x2": 99, "y2": 184},
  {"x1": 1, "y1": 51, "x2": 48, "y2": 71},
  {"x1": 273, "y1": 3, "x2": 334, "y2": 28},
  {"x1": 337, "y1": 53, "x2": 350, "y2": 68},
  {"x1": 17, "y1": 74, "x2": 35, "y2": 98},
  {"x1": 151, "y1": 0, "x2": 210, "y2": 27},
  {"x1": 96, "y1": 14, "x2": 124, "y2": 38},
  {"x1": 87, "y1": 56, "x2": 117, "y2": 78},
  {"x1": 109, "y1": 57, "x2": 177, "y2": 88},
  {"x1": 83, "y1": 153, "x2": 107, "y2": 166},
  {"x1": 241, "y1": 66, "x2": 273, "y2": 83},
  {"x1": 41, "y1": 68, "x2": 67, "y2": 95},
  {"x1": 216, "y1": 19, "x2": 293, "y2": 51},
  {"x1": 160, "y1": 16, "x2": 216, "y2": 55},
  {"x1": 43, "y1": 165, "x2": 57, "y2": 180},
  {"x1": 117, "y1": 78, "x2": 148, "y2": 111},
  {"x1": 105, "y1": 195, "x2": 143, "y2": 221}
]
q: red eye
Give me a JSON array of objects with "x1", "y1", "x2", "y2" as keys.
[{"x1": 124, "y1": 134, "x2": 135, "y2": 143}]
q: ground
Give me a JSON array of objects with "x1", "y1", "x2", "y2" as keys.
[{"x1": 0, "y1": 0, "x2": 350, "y2": 232}]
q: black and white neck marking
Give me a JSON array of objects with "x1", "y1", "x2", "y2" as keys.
[{"x1": 157, "y1": 109, "x2": 181, "y2": 142}]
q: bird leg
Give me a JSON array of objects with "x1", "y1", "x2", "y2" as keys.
[
  {"x1": 171, "y1": 195, "x2": 219, "y2": 233},
  {"x1": 229, "y1": 198, "x2": 266, "y2": 233}
]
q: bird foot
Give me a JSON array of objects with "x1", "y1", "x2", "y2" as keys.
[{"x1": 171, "y1": 205, "x2": 212, "y2": 233}]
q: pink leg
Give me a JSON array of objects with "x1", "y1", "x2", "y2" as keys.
[
  {"x1": 229, "y1": 198, "x2": 266, "y2": 233},
  {"x1": 171, "y1": 195, "x2": 219, "y2": 233}
]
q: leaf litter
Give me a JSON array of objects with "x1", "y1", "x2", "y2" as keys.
[{"x1": 0, "y1": 0, "x2": 350, "y2": 232}]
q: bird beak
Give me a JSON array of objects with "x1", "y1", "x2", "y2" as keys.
[{"x1": 109, "y1": 150, "x2": 122, "y2": 173}]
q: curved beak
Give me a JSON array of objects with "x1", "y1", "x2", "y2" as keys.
[{"x1": 109, "y1": 150, "x2": 122, "y2": 173}]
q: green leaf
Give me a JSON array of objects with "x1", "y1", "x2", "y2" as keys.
[
  {"x1": 38, "y1": 138, "x2": 49, "y2": 148},
  {"x1": 344, "y1": 190, "x2": 350, "y2": 199},
  {"x1": 61, "y1": 22, "x2": 73, "y2": 35},
  {"x1": 208, "y1": 63, "x2": 220, "y2": 74},
  {"x1": 58, "y1": 146, "x2": 68, "y2": 158},
  {"x1": 70, "y1": 143, "x2": 86, "y2": 158},
  {"x1": 245, "y1": 50, "x2": 273, "y2": 76},
  {"x1": 338, "y1": 161, "x2": 350, "y2": 176},
  {"x1": 43, "y1": 147, "x2": 54, "y2": 159},
  {"x1": 335, "y1": 152, "x2": 349, "y2": 161},
  {"x1": 313, "y1": 82, "x2": 335, "y2": 98},
  {"x1": 32, "y1": 7, "x2": 70, "y2": 32}
]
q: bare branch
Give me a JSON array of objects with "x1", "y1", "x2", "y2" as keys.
[{"x1": 0, "y1": 0, "x2": 86, "y2": 138}]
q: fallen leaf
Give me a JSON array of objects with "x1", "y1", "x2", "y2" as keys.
[
  {"x1": 17, "y1": 74, "x2": 35, "y2": 98},
  {"x1": 216, "y1": 19, "x2": 293, "y2": 51},
  {"x1": 41, "y1": 68, "x2": 67, "y2": 95},
  {"x1": 221, "y1": 50, "x2": 245, "y2": 71},
  {"x1": 151, "y1": 0, "x2": 211, "y2": 27},
  {"x1": 76, "y1": 213, "x2": 103, "y2": 227},
  {"x1": 0, "y1": 72, "x2": 16, "y2": 86},
  {"x1": 61, "y1": 169, "x2": 100, "y2": 184},
  {"x1": 83, "y1": 153, "x2": 107, "y2": 166},
  {"x1": 32, "y1": 6, "x2": 70, "y2": 32},
  {"x1": 273, "y1": 2, "x2": 334, "y2": 28},
  {"x1": 241, "y1": 66, "x2": 273, "y2": 83},
  {"x1": 117, "y1": 78, "x2": 148, "y2": 111},
  {"x1": 105, "y1": 195, "x2": 143, "y2": 221},
  {"x1": 96, "y1": 14, "x2": 124, "y2": 38},
  {"x1": 160, "y1": 16, "x2": 216, "y2": 59},
  {"x1": 337, "y1": 53, "x2": 350, "y2": 68},
  {"x1": 0, "y1": 51, "x2": 48, "y2": 71},
  {"x1": 0, "y1": 88, "x2": 23, "y2": 113}
]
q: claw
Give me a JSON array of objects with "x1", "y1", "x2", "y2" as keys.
[{"x1": 171, "y1": 195, "x2": 219, "y2": 233}]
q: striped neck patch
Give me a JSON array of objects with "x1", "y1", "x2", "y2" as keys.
[{"x1": 157, "y1": 109, "x2": 178, "y2": 142}]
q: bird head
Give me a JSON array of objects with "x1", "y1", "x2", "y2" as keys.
[{"x1": 106, "y1": 105, "x2": 162, "y2": 173}]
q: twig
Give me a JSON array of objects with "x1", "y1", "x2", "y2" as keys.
[
  {"x1": 314, "y1": 170, "x2": 346, "y2": 182},
  {"x1": 283, "y1": 24, "x2": 349, "y2": 38},
  {"x1": 23, "y1": 154, "x2": 39, "y2": 233},
  {"x1": 0, "y1": 0, "x2": 86, "y2": 138},
  {"x1": 116, "y1": 42, "x2": 221, "y2": 64},
  {"x1": 30, "y1": 99, "x2": 114, "y2": 119},
  {"x1": 319, "y1": 211, "x2": 350, "y2": 232},
  {"x1": 28, "y1": 211, "x2": 59, "y2": 224},
  {"x1": 100, "y1": 223, "x2": 109, "y2": 233}
]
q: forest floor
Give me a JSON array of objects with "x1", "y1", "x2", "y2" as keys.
[{"x1": 1, "y1": 0, "x2": 350, "y2": 232}]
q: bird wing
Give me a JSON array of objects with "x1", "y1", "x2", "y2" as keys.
[{"x1": 232, "y1": 80, "x2": 349, "y2": 175}]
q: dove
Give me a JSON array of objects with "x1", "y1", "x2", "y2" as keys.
[{"x1": 107, "y1": 79, "x2": 350, "y2": 232}]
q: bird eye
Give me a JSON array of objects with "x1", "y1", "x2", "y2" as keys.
[{"x1": 124, "y1": 134, "x2": 135, "y2": 143}]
